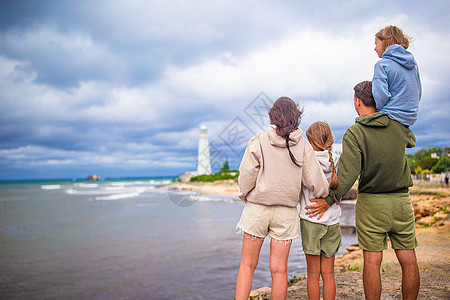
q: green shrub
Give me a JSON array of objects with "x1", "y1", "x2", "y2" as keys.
[{"x1": 189, "y1": 171, "x2": 239, "y2": 182}]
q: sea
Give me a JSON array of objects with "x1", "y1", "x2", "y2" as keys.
[{"x1": 0, "y1": 178, "x2": 357, "y2": 299}]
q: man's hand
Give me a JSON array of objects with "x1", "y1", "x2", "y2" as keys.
[{"x1": 305, "y1": 198, "x2": 330, "y2": 220}]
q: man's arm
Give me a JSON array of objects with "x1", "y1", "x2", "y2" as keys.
[{"x1": 325, "y1": 129, "x2": 361, "y2": 204}]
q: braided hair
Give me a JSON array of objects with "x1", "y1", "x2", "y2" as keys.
[{"x1": 306, "y1": 121, "x2": 338, "y2": 189}]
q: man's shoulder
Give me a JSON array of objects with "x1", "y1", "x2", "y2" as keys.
[{"x1": 344, "y1": 120, "x2": 364, "y2": 136}]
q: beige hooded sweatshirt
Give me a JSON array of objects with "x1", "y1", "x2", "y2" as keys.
[{"x1": 238, "y1": 125, "x2": 329, "y2": 208}]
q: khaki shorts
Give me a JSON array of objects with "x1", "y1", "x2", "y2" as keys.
[
  {"x1": 237, "y1": 201, "x2": 300, "y2": 241},
  {"x1": 300, "y1": 219, "x2": 342, "y2": 257},
  {"x1": 356, "y1": 192, "x2": 419, "y2": 252}
]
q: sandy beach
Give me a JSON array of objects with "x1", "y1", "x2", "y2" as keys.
[
  {"x1": 164, "y1": 180, "x2": 240, "y2": 198},
  {"x1": 166, "y1": 181, "x2": 450, "y2": 299}
]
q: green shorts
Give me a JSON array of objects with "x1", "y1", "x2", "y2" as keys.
[
  {"x1": 356, "y1": 192, "x2": 419, "y2": 252},
  {"x1": 300, "y1": 219, "x2": 342, "y2": 258}
]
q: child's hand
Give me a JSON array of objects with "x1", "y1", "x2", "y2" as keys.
[{"x1": 305, "y1": 199, "x2": 330, "y2": 220}]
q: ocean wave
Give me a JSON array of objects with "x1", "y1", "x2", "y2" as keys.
[
  {"x1": 135, "y1": 203, "x2": 157, "y2": 207},
  {"x1": 66, "y1": 189, "x2": 110, "y2": 195},
  {"x1": 195, "y1": 195, "x2": 236, "y2": 203},
  {"x1": 74, "y1": 183, "x2": 99, "y2": 188},
  {"x1": 95, "y1": 192, "x2": 141, "y2": 201},
  {"x1": 167, "y1": 189, "x2": 236, "y2": 204},
  {"x1": 148, "y1": 179, "x2": 172, "y2": 185},
  {"x1": 66, "y1": 187, "x2": 148, "y2": 196},
  {"x1": 41, "y1": 185, "x2": 61, "y2": 190},
  {"x1": 104, "y1": 186, "x2": 126, "y2": 191}
]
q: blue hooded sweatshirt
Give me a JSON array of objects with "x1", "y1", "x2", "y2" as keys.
[{"x1": 372, "y1": 44, "x2": 421, "y2": 126}]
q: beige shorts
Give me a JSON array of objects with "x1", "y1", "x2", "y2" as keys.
[{"x1": 237, "y1": 201, "x2": 300, "y2": 241}]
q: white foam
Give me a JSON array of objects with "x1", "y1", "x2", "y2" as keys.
[
  {"x1": 41, "y1": 185, "x2": 61, "y2": 190},
  {"x1": 148, "y1": 179, "x2": 172, "y2": 185},
  {"x1": 66, "y1": 189, "x2": 112, "y2": 195},
  {"x1": 196, "y1": 195, "x2": 235, "y2": 203},
  {"x1": 135, "y1": 203, "x2": 157, "y2": 207},
  {"x1": 104, "y1": 186, "x2": 126, "y2": 191},
  {"x1": 74, "y1": 183, "x2": 99, "y2": 188},
  {"x1": 95, "y1": 192, "x2": 140, "y2": 201}
]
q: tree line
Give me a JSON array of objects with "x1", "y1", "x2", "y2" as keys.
[{"x1": 406, "y1": 147, "x2": 450, "y2": 175}]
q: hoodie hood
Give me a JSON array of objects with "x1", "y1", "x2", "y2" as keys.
[
  {"x1": 356, "y1": 112, "x2": 390, "y2": 128},
  {"x1": 314, "y1": 150, "x2": 338, "y2": 174},
  {"x1": 267, "y1": 125, "x2": 302, "y2": 148},
  {"x1": 383, "y1": 44, "x2": 416, "y2": 70}
]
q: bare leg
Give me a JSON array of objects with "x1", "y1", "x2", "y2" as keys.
[
  {"x1": 269, "y1": 239, "x2": 292, "y2": 300},
  {"x1": 235, "y1": 233, "x2": 264, "y2": 300},
  {"x1": 320, "y1": 255, "x2": 336, "y2": 300},
  {"x1": 305, "y1": 254, "x2": 321, "y2": 300},
  {"x1": 395, "y1": 249, "x2": 420, "y2": 300},
  {"x1": 363, "y1": 250, "x2": 383, "y2": 300}
]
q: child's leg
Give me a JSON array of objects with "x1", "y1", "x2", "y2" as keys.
[
  {"x1": 269, "y1": 239, "x2": 292, "y2": 300},
  {"x1": 305, "y1": 253, "x2": 321, "y2": 300},
  {"x1": 235, "y1": 233, "x2": 264, "y2": 300},
  {"x1": 320, "y1": 254, "x2": 336, "y2": 300}
]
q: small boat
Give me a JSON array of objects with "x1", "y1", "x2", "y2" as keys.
[{"x1": 86, "y1": 174, "x2": 100, "y2": 181}]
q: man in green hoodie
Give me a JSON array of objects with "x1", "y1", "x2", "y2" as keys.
[{"x1": 306, "y1": 81, "x2": 419, "y2": 300}]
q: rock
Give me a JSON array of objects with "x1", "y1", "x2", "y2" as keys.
[
  {"x1": 417, "y1": 216, "x2": 434, "y2": 225},
  {"x1": 249, "y1": 286, "x2": 271, "y2": 297},
  {"x1": 433, "y1": 211, "x2": 447, "y2": 221},
  {"x1": 346, "y1": 245, "x2": 360, "y2": 252},
  {"x1": 177, "y1": 171, "x2": 198, "y2": 182}
]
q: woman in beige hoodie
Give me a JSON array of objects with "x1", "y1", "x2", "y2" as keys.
[{"x1": 235, "y1": 97, "x2": 329, "y2": 300}]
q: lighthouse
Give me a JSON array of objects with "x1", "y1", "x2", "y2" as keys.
[{"x1": 197, "y1": 124, "x2": 212, "y2": 175}]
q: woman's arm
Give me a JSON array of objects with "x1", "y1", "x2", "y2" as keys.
[
  {"x1": 301, "y1": 142, "x2": 329, "y2": 199},
  {"x1": 237, "y1": 136, "x2": 261, "y2": 201}
]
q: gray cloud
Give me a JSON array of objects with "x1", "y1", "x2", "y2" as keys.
[{"x1": 0, "y1": 0, "x2": 449, "y2": 179}]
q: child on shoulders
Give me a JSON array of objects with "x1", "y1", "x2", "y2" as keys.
[{"x1": 372, "y1": 25, "x2": 421, "y2": 126}]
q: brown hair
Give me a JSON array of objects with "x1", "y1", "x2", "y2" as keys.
[
  {"x1": 306, "y1": 121, "x2": 338, "y2": 189},
  {"x1": 375, "y1": 25, "x2": 410, "y2": 53},
  {"x1": 268, "y1": 97, "x2": 303, "y2": 167},
  {"x1": 353, "y1": 81, "x2": 375, "y2": 108}
]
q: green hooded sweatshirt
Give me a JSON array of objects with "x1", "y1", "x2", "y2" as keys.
[{"x1": 325, "y1": 112, "x2": 415, "y2": 206}]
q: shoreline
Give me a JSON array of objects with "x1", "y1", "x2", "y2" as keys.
[{"x1": 164, "y1": 180, "x2": 240, "y2": 197}]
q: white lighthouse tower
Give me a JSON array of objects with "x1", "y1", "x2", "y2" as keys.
[{"x1": 197, "y1": 124, "x2": 212, "y2": 175}]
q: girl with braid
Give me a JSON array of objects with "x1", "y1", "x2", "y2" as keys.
[
  {"x1": 300, "y1": 121, "x2": 342, "y2": 300},
  {"x1": 236, "y1": 97, "x2": 329, "y2": 300}
]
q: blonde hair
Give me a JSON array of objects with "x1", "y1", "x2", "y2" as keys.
[
  {"x1": 375, "y1": 25, "x2": 411, "y2": 53},
  {"x1": 306, "y1": 121, "x2": 338, "y2": 189}
]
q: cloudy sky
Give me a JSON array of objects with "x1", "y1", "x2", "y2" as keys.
[{"x1": 1, "y1": 0, "x2": 449, "y2": 180}]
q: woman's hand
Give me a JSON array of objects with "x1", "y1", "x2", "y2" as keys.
[{"x1": 305, "y1": 199, "x2": 330, "y2": 220}]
